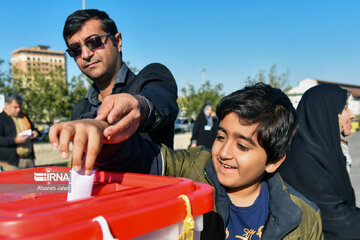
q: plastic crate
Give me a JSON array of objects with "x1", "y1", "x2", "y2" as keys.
[{"x1": 0, "y1": 167, "x2": 213, "y2": 239}]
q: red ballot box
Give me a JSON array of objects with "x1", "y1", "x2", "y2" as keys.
[{"x1": 0, "y1": 167, "x2": 214, "y2": 240}]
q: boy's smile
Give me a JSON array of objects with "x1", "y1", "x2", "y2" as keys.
[{"x1": 212, "y1": 112, "x2": 280, "y2": 206}]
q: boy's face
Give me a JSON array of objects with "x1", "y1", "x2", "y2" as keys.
[{"x1": 212, "y1": 112, "x2": 281, "y2": 191}]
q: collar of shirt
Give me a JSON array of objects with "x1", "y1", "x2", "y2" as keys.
[{"x1": 85, "y1": 62, "x2": 129, "y2": 106}]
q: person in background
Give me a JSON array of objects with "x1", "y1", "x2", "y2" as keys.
[
  {"x1": 279, "y1": 84, "x2": 358, "y2": 239},
  {"x1": 57, "y1": 9, "x2": 178, "y2": 174},
  {"x1": 339, "y1": 93, "x2": 355, "y2": 174},
  {"x1": 0, "y1": 92, "x2": 38, "y2": 171},
  {"x1": 190, "y1": 104, "x2": 218, "y2": 150},
  {"x1": 49, "y1": 83, "x2": 323, "y2": 239}
]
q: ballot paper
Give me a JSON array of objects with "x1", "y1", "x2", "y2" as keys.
[
  {"x1": 19, "y1": 129, "x2": 32, "y2": 136},
  {"x1": 67, "y1": 169, "x2": 95, "y2": 201}
]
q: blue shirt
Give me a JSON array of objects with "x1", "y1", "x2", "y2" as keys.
[
  {"x1": 226, "y1": 181, "x2": 269, "y2": 240},
  {"x1": 82, "y1": 63, "x2": 153, "y2": 127},
  {"x1": 83, "y1": 63, "x2": 129, "y2": 118}
]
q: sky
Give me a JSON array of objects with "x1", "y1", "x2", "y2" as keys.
[{"x1": 0, "y1": 0, "x2": 359, "y2": 95}]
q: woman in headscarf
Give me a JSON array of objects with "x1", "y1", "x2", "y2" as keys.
[
  {"x1": 279, "y1": 84, "x2": 358, "y2": 239},
  {"x1": 190, "y1": 104, "x2": 218, "y2": 150}
]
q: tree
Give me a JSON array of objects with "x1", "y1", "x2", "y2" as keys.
[
  {"x1": 12, "y1": 66, "x2": 71, "y2": 125},
  {"x1": 0, "y1": 60, "x2": 13, "y2": 93},
  {"x1": 126, "y1": 60, "x2": 139, "y2": 74},
  {"x1": 66, "y1": 73, "x2": 90, "y2": 118},
  {"x1": 246, "y1": 64, "x2": 291, "y2": 92},
  {"x1": 178, "y1": 81, "x2": 224, "y2": 120}
]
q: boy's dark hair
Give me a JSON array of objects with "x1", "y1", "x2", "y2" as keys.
[
  {"x1": 5, "y1": 92, "x2": 23, "y2": 105},
  {"x1": 63, "y1": 9, "x2": 118, "y2": 45},
  {"x1": 216, "y1": 82, "x2": 298, "y2": 164}
]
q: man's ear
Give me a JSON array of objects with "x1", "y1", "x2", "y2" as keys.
[
  {"x1": 265, "y1": 155, "x2": 286, "y2": 174},
  {"x1": 114, "y1": 32, "x2": 122, "y2": 51}
]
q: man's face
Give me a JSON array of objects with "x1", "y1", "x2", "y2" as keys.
[
  {"x1": 212, "y1": 112, "x2": 279, "y2": 191},
  {"x1": 339, "y1": 104, "x2": 355, "y2": 137},
  {"x1": 66, "y1": 19, "x2": 122, "y2": 82},
  {"x1": 5, "y1": 100, "x2": 22, "y2": 117}
]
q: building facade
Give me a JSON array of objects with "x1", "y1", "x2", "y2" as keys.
[{"x1": 11, "y1": 45, "x2": 67, "y2": 82}]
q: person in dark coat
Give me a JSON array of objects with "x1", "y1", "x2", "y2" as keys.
[
  {"x1": 0, "y1": 92, "x2": 39, "y2": 171},
  {"x1": 279, "y1": 84, "x2": 359, "y2": 239},
  {"x1": 190, "y1": 104, "x2": 218, "y2": 150},
  {"x1": 56, "y1": 9, "x2": 178, "y2": 174}
]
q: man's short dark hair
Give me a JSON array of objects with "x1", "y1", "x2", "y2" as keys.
[
  {"x1": 63, "y1": 9, "x2": 118, "y2": 45},
  {"x1": 216, "y1": 82, "x2": 298, "y2": 164},
  {"x1": 5, "y1": 92, "x2": 24, "y2": 105}
]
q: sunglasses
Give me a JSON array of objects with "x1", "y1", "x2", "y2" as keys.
[{"x1": 66, "y1": 33, "x2": 111, "y2": 58}]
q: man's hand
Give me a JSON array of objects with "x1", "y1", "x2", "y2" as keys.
[
  {"x1": 49, "y1": 119, "x2": 109, "y2": 175},
  {"x1": 95, "y1": 93, "x2": 141, "y2": 144},
  {"x1": 15, "y1": 134, "x2": 30, "y2": 144},
  {"x1": 31, "y1": 130, "x2": 39, "y2": 140}
]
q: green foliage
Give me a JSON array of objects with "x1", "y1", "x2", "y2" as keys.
[
  {"x1": 12, "y1": 66, "x2": 71, "y2": 125},
  {"x1": 0, "y1": 58, "x2": 90, "y2": 126},
  {"x1": 246, "y1": 64, "x2": 291, "y2": 92},
  {"x1": 126, "y1": 60, "x2": 139, "y2": 74},
  {"x1": 67, "y1": 73, "x2": 90, "y2": 117},
  {"x1": 178, "y1": 81, "x2": 224, "y2": 120},
  {"x1": 0, "y1": 60, "x2": 13, "y2": 93}
]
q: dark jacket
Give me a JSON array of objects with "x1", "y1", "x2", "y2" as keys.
[
  {"x1": 191, "y1": 111, "x2": 218, "y2": 150},
  {"x1": 0, "y1": 111, "x2": 36, "y2": 166},
  {"x1": 71, "y1": 63, "x2": 178, "y2": 148},
  {"x1": 71, "y1": 63, "x2": 178, "y2": 172},
  {"x1": 279, "y1": 84, "x2": 360, "y2": 240},
  {"x1": 156, "y1": 145, "x2": 324, "y2": 240}
]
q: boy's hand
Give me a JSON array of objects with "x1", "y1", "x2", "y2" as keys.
[
  {"x1": 95, "y1": 93, "x2": 141, "y2": 144},
  {"x1": 49, "y1": 119, "x2": 109, "y2": 175}
]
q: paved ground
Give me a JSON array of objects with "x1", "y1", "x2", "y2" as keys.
[{"x1": 34, "y1": 130, "x2": 360, "y2": 206}]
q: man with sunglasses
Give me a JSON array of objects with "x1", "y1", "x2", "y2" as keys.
[{"x1": 61, "y1": 9, "x2": 178, "y2": 173}]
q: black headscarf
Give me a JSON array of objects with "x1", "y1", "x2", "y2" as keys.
[
  {"x1": 279, "y1": 84, "x2": 360, "y2": 240},
  {"x1": 191, "y1": 104, "x2": 218, "y2": 149}
]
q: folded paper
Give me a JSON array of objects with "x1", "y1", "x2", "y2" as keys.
[{"x1": 67, "y1": 169, "x2": 95, "y2": 201}]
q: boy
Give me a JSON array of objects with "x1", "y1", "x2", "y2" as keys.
[{"x1": 49, "y1": 83, "x2": 323, "y2": 239}]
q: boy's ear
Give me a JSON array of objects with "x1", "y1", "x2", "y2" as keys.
[{"x1": 265, "y1": 155, "x2": 286, "y2": 174}]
